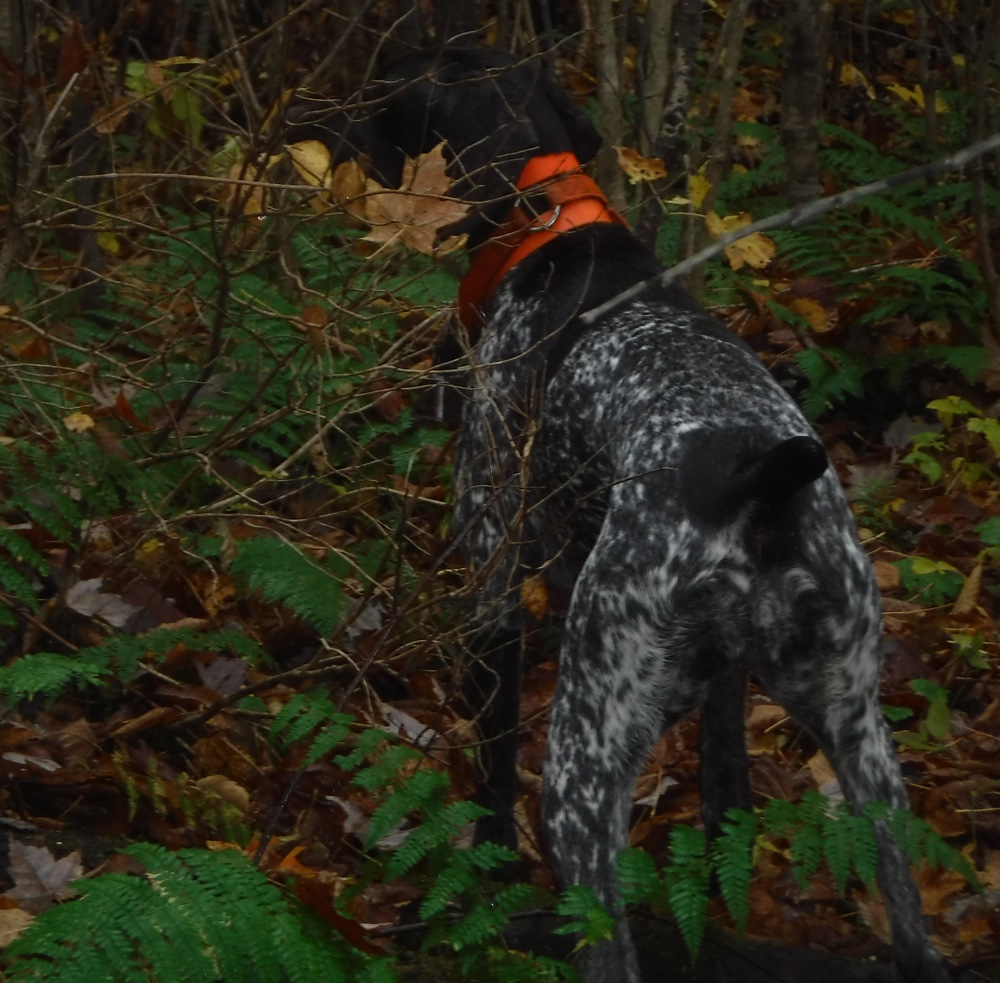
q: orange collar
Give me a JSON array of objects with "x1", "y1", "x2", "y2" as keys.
[{"x1": 457, "y1": 152, "x2": 627, "y2": 329}]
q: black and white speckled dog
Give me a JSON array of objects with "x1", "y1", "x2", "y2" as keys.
[{"x1": 292, "y1": 47, "x2": 947, "y2": 983}]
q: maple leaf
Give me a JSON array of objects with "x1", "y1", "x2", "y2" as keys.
[
  {"x1": 362, "y1": 142, "x2": 469, "y2": 256},
  {"x1": 4, "y1": 842, "x2": 83, "y2": 914}
]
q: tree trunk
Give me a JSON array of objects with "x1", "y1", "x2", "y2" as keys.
[
  {"x1": 592, "y1": 0, "x2": 626, "y2": 212},
  {"x1": 781, "y1": 0, "x2": 832, "y2": 206}
]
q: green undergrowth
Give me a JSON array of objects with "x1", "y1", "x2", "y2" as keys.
[{"x1": 3, "y1": 689, "x2": 976, "y2": 982}]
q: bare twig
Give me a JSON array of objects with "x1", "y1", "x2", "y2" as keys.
[{"x1": 580, "y1": 131, "x2": 1000, "y2": 327}]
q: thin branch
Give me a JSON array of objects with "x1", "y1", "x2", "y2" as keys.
[{"x1": 579, "y1": 131, "x2": 1000, "y2": 327}]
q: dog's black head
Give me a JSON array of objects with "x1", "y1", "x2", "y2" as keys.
[{"x1": 287, "y1": 48, "x2": 602, "y2": 245}]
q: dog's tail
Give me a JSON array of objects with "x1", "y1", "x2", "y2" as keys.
[{"x1": 681, "y1": 432, "x2": 829, "y2": 528}]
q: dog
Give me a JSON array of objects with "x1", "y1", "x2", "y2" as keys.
[{"x1": 290, "y1": 47, "x2": 948, "y2": 983}]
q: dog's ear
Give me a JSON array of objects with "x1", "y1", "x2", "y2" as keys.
[{"x1": 540, "y1": 73, "x2": 602, "y2": 165}]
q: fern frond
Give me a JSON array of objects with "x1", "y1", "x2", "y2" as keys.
[
  {"x1": 3, "y1": 843, "x2": 390, "y2": 983},
  {"x1": 364, "y1": 767, "x2": 450, "y2": 848},
  {"x1": 385, "y1": 799, "x2": 488, "y2": 878},
  {"x1": 712, "y1": 808, "x2": 756, "y2": 930},
  {"x1": 231, "y1": 536, "x2": 348, "y2": 636},
  {"x1": 820, "y1": 801, "x2": 854, "y2": 894},
  {"x1": 617, "y1": 847, "x2": 661, "y2": 906},
  {"x1": 419, "y1": 860, "x2": 478, "y2": 920},
  {"x1": 665, "y1": 825, "x2": 710, "y2": 956},
  {"x1": 553, "y1": 884, "x2": 616, "y2": 944}
]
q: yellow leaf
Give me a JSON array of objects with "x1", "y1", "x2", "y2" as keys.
[
  {"x1": 97, "y1": 231, "x2": 120, "y2": 255},
  {"x1": 840, "y1": 63, "x2": 875, "y2": 99},
  {"x1": 287, "y1": 140, "x2": 334, "y2": 188},
  {"x1": 520, "y1": 575, "x2": 549, "y2": 620},
  {"x1": 789, "y1": 297, "x2": 831, "y2": 333},
  {"x1": 887, "y1": 83, "x2": 944, "y2": 113},
  {"x1": 63, "y1": 412, "x2": 95, "y2": 433},
  {"x1": 706, "y1": 212, "x2": 775, "y2": 270},
  {"x1": 909, "y1": 557, "x2": 959, "y2": 576},
  {"x1": 689, "y1": 173, "x2": 711, "y2": 209},
  {"x1": 725, "y1": 232, "x2": 776, "y2": 270}
]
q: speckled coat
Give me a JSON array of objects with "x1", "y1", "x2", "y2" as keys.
[{"x1": 292, "y1": 47, "x2": 947, "y2": 983}]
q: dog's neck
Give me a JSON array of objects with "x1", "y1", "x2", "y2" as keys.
[{"x1": 457, "y1": 153, "x2": 627, "y2": 329}]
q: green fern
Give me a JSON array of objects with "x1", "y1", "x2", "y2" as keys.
[
  {"x1": 553, "y1": 884, "x2": 616, "y2": 945},
  {"x1": 269, "y1": 690, "x2": 354, "y2": 765},
  {"x1": 3, "y1": 842, "x2": 394, "y2": 983},
  {"x1": 0, "y1": 627, "x2": 262, "y2": 702},
  {"x1": 711, "y1": 808, "x2": 757, "y2": 930},
  {"x1": 231, "y1": 536, "x2": 349, "y2": 636},
  {"x1": 364, "y1": 767, "x2": 451, "y2": 848},
  {"x1": 664, "y1": 825, "x2": 711, "y2": 957},
  {"x1": 386, "y1": 799, "x2": 489, "y2": 878}
]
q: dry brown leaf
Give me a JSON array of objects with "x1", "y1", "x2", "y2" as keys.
[
  {"x1": 4, "y1": 843, "x2": 82, "y2": 913},
  {"x1": 196, "y1": 775, "x2": 251, "y2": 812},
  {"x1": 362, "y1": 143, "x2": 469, "y2": 255},
  {"x1": 521, "y1": 575, "x2": 549, "y2": 620},
  {"x1": 614, "y1": 145, "x2": 667, "y2": 184},
  {"x1": 873, "y1": 559, "x2": 901, "y2": 590},
  {"x1": 950, "y1": 559, "x2": 983, "y2": 616},
  {"x1": 329, "y1": 159, "x2": 368, "y2": 221},
  {"x1": 0, "y1": 906, "x2": 33, "y2": 947},
  {"x1": 92, "y1": 94, "x2": 131, "y2": 135}
]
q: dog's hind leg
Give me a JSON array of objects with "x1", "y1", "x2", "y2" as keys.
[{"x1": 756, "y1": 583, "x2": 948, "y2": 983}]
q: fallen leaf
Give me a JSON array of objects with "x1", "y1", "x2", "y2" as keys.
[
  {"x1": 950, "y1": 560, "x2": 983, "y2": 617},
  {"x1": 66, "y1": 577, "x2": 139, "y2": 628},
  {"x1": 65, "y1": 577, "x2": 141, "y2": 629},
  {"x1": 789, "y1": 296, "x2": 832, "y2": 333},
  {"x1": 0, "y1": 906, "x2": 33, "y2": 947},
  {"x1": 873, "y1": 560, "x2": 901, "y2": 590},
  {"x1": 4, "y1": 842, "x2": 83, "y2": 913},
  {"x1": 195, "y1": 775, "x2": 250, "y2": 812},
  {"x1": 63, "y1": 411, "x2": 95, "y2": 433},
  {"x1": 287, "y1": 139, "x2": 333, "y2": 188}
]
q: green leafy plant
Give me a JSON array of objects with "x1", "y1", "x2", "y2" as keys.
[
  {"x1": 895, "y1": 557, "x2": 964, "y2": 606},
  {"x1": 794, "y1": 346, "x2": 988, "y2": 420},
  {"x1": 897, "y1": 678, "x2": 953, "y2": 751},
  {"x1": 231, "y1": 537, "x2": 351, "y2": 638},
  {"x1": 0, "y1": 627, "x2": 262, "y2": 702},
  {"x1": 3, "y1": 842, "x2": 394, "y2": 983}
]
